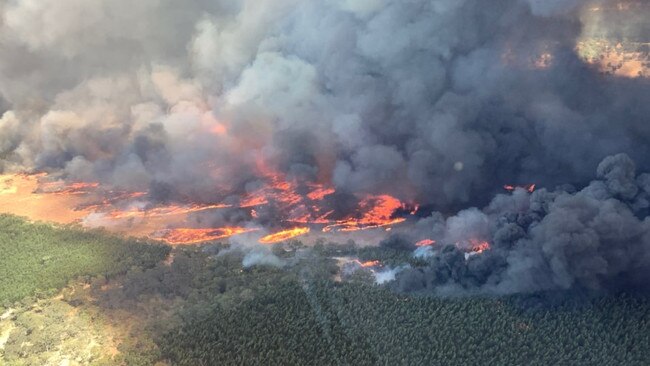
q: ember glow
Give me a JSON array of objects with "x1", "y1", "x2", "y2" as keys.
[
  {"x1": 504, "y1": 184, "x2": 536, "y2": 193},
  {"x1": 232, "y1": 160, "x2": 414, "y2": 234},
  {"x1": 576, "y1": 39, "x2": 650, "y2": 78},
  {"x1": 454, "y1": 239, "x2": 492, "y2": 257},
  {"x1": 577, "y1": 1, "x2": 650, "y2": 78},
  {"x1": 468, "y1": 239, "x2": 491, "y2": 254},
  {"x1": 240, "y1": 158, "x2": 304, "y2": 209},
  {"x1": 501, "y1": 43, "x2": 557, "y2": 70},
  {"x1": 259, "y1": 227, "x2": 311, "y2": 244},
  {"x1": 0, "y1": 0, "x2": 648, "y2": 309}
]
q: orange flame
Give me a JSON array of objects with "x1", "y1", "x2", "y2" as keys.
[
  {"x1": 39, "y1": 181, "x2": 100, "y2": 195},
  {"x1": 468, "y1": 239, "x2": 491, "y2": 254},
  {"x1": 409, "y1": 204, "x2": 420, "y2": 215},
  {"x1": 322, "y1": 195, "x2": 407, "y2": 232},
  {"x1": 286, "y1": 209, "x2": 334, "y2": 225},
  {"x1": 259, "y1": 227, "x2": 310, "y2": 244},
  {"x1": 239, "y1": 194, "x2": 269, "y2": 208},
  {"x1": 238, "y1": 155, "x2": 412, "y2": 233},
  {"x1": 415, "y1": 239, "x2": 436, "y2": 247},
  {"x1": 0, "y1": 173, "x2": 109, "y2": 224},
  {"x1": 1, "y1": 157, "x2": 419, "y2": 243},
  {"x1": 306, "y1": 186, "x2": 335, "y2": 201},
  {"x1": 354, "y1": 260, "x2": 381, "y2": 268},
  {"x1": 243, "y1": 157, "x2": 303, "y2": 207},
  {"x1": 106, "y1": 202, "x2": 231, "y2": 219},
  {"x1": 76, "y1": 190, "x2": 147, "y2": 211},
  {"x1": 158, "y1": 227, "x2": 257, "y2": 245}
]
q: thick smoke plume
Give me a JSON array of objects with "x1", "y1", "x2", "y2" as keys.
[
  {"x1": 395, "y1": 153, "x2": 650, "y2": 295},
  {"x1": 0, "y1": 1, "x2": 649, "y2": 293},
  {"x1": 0, "y1": 0, "x2": 648, "y2": 212}
]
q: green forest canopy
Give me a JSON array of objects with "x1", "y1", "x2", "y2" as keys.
[
  {"x1": 0, "y1": 214, "x2": 169, "y2": 306},
  {"x1": 0, "y1": 215, "x2": 648, "y2": 365}
]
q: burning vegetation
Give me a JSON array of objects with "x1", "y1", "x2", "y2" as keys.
[
  {"x1": 259, "y1": 227, "x2": 311, "y2": 244},
  {"x1": 1, "y1": 1, "x2": 650, "y2": 365},
  {"x1": 0, "y1": 0, "x2": 646, "y2": 293},
  {"x1": 2, "y1": 214, "x2": 648, "y2": 366},
  {"x1": 504, "y1": 184, "x2": 536, "y2": 193},
  {"x1": 0, "y1": 168, "x2": 419, "y2": 245},
  {"x1": 355, "y1": 259, "x2": 381, "y2": 268},
  {"x1": 156, "y1": 227, "x2": 258, "y2": 245},
  {"x1": 577, "y1": 1, "x2": 650, "y2": 78},
  {"x1": 576, "y1": 38, "x2": 650, "y2": 78},
  {"x1": 0, "y1": 0, "x2": 647, "y2": 249},
  {"x1": 468, "y1": 240, "x2": 490, "y2": 254},
  {"x1": 415, "y1": 239, "x2": 436, "y2": 247}
]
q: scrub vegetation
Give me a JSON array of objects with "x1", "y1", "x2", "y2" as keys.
[{"x1": 0, "y1": 216, "x2": 648, "y2": 365}]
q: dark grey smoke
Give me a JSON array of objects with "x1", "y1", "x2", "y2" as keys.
[
  {"x1": 0, "y1": 0, "x2": 648, "y2": 213},
  {"x1": 0, "y1": 1, "x2": 648, "y2": 298},
  {"x1": 394, "y1": 153, "x2": 650, "y2": 295}
]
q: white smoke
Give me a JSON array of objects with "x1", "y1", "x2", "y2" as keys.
[
  {"x1": 373, "y1": 265, "x2": 409, "y2": 284},
  {"x1": 413, "y1": 246, "x2": 434, "y2": 259},
  {"x1": 242, "y1": 248, "x2": 286, "y2": 268}
]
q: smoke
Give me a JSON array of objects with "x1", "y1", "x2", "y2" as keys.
[
  {"x1": 373, "y1": 265, "x2": 409, "y2": 284},
  {"x1": 522, "y1": 0, "x2": 586, "y2": 17},
  {"x1": 242, "y1": 248, "x2": 286, "y2": 268},
  {"x1": 393, "y1": 153, "x2": 650, "y2": 295},
  {"x1": 0, "y1": 0, "x2": 647, "y2": 212},
  {"x1": 1, "y1": 0, "x2": 650, "y2": 291},
  {"x1": 413, "y1": 246, "x2": 434, "y2": 259}
]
